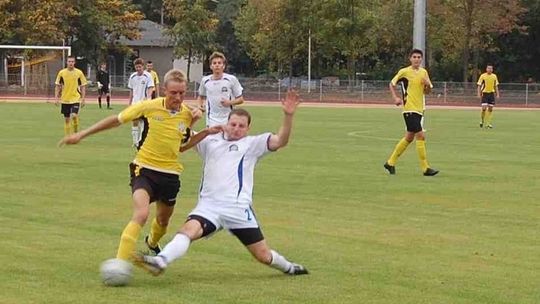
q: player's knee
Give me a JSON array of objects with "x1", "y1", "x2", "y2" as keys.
[
  {"x1": 156, "y1": 216, "x2": 170, "y2": 227},
  {"x1": 132, "y1": 210, "x2": 150, "y2": 225}
]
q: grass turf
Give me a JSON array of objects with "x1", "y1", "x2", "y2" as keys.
[{"x1": 0, "y1": 102, "x2": 539, "y2": 304}]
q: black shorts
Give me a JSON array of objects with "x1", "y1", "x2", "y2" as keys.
[
  {"x1": 60, "y1": 103, "x2": 80, "y2": 118},
  {"x1": 481, "y1": 93, "x2": 495, "y2": 106},
  {"x1": 98, "y1": 87, "x2": 110, "y2": 95},
  {"x1": 186, "y1": 214, "x2": 265, "y2": 246},
  {"x1": 129, "y1": 163, "x2": 181, "y2": 206},
  {"x1": 403, "y1": 112, "x2": 423, "y2": 133}
]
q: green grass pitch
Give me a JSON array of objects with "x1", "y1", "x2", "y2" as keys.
[{"x1": 1, "y1": 102, "x2": 539, "y2": 304}]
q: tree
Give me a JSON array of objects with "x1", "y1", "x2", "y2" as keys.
[
  {"x1": 163, "y1": 0, "x2": 219, "y2": 81},
  {"x1": 430, "y1": 0, "x2": 526, "y2": 81}
]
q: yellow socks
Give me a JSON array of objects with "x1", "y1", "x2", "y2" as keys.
[
  {"x1": 148, "y1": 218, "x2": 167, "y2": 248},
  {"x1": 485, "y1": 111, "x2": 493, "y2": 126},
  {"x1": 388, "y1": 138, "x2": 411, "y2": 166},
  {"x1": 63, "y1": 121, "x2": 71, "y2": 136},
  {"x1": 116, "y1": 221, "x2": 142, "y2": 260},
  {"x1": 71, "y1": 116, "x2": 80, "y2": 133},
  {"x1": 416, "y1": 139, "x2": 429, "y2": 172}
]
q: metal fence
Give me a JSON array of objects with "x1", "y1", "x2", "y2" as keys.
[{"x1": 1, "y1": 73, "x2": 539, "y2": 106}]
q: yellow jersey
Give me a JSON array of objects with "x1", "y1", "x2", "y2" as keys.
[
  {"x1": 477, "y1": 73, "x2": 499, "y2": 93},
  {"x1": 391, "y1": 66, "x2": 431, "y2": 114},
  {"x1": 55, "y1": 68, "x2": 87, "y2": 103},
  {"x1": 118, "y1": 98, "x2": 193, "y2": 175},
  {"x1": 149, "y1": 70, "x2": 160, "y2": 85}
]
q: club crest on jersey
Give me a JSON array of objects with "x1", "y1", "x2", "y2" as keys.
[
  {"x1": 178, "y1": 122, "x2": 187, "y2": 132},
  {"x1": 228, "y1": 144, "x2": 239, "y2": 152},
  {"x1": 221, "y1": 87, "x2": 228, "y2": 93}
]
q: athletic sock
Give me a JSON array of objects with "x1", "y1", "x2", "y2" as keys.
[
  {"x1": 148, "y1": 218, "x2": 167, "y2": 247},
  {"x1": 71, "y1": 116, "x2": 79, "y2": 133},
  {"x1": 116, "y1": 221, "x2": 142, "y2": 261},
  {"x1": 269, "y1": 250, "x2": 293, "y2": 273},
  {"x1": 157, "y1": 233, "x2": 191, "y2": 267},
  {"x1": 416, "y1": 139, "x2": 429, "y2": 172},
  {"x1": 132, "y1": 127, "x2": 139, "y2": 145},
  {"x1": 388, "y1": 137, "x2": 411, "y2": 166},
  {"x1": 63, "y1": 121, "x2": 71, "y2": 136}
]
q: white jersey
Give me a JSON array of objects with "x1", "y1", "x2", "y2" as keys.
[
  {"x1": 128, "y1": 71, "x2": 154, "y2": 104},
  {"x1": 198, "y1": 73, "x2": 243, "y2": 126},
  {"x1": 196, "y1": 132, "x2": 272, "y2": 207}
]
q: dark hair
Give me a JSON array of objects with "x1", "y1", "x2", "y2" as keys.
[
  {"x1": 147, "y1": 61, "x2": 153, "y2": 64},
  {"x1": 409, "y1": 49, "x2": 423, "y2": 57},
  {"x1": 228, "y1": 108, "x2": 251, "y2": 125},
  {"x1": 67, "y1": 55, "x2": 76, "y2": 60},
  {"x1": 486, "y1": 63, "x2": 494, "y2": 67}
]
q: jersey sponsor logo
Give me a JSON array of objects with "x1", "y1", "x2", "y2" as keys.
[
  {"x1": 221, "y1": 87, "x2": 228, "y2": 93},
  {"x1": 153, "y1": 116, "x2": 164, "y2": 121},
  {"x1": 229, "y1": 144, "x2": 239, "y2": 152}
]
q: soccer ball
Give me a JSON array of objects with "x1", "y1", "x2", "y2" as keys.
[{"x1": 100, "y1": 258, "x2": 133, "y2": 287}]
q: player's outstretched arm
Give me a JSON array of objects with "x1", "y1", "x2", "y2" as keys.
[
  {"x1": 58, "y1": 115, "x2": 121, "y2": 146},
  {"x1": 179, "y1": 125, "x2": 224, "y2": 152},
  {"x1": 268, "y1": 89, "x2": 300, "y2": 151}
]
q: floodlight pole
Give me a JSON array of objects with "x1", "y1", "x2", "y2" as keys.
[
  {"x1": 413, "y1": 0, "x2": 426, "y2": 67},
  {"x1": 308, "y1": 28, "x2": 311, "y2": 93}
]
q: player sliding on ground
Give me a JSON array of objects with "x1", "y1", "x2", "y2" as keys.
[{"x1": 134, "y1": 89, "x2": 309, "y2": 276}]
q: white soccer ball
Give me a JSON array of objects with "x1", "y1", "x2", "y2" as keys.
[{"x1": 100, "y1": 258, "x2": 133, "y2": 287}]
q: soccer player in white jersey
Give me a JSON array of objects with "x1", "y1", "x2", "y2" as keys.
[
  {"x1": 128, "y1": 58, "x2": 154, "y2": 147},
  {"x1": 197, "y1": 51, "x2": 244, "y2": 127},
  {"x1": 135, "y1": 89, "x2": 308, "y2": 276}
]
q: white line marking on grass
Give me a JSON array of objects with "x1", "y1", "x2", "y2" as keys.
[{"x1": 347, "y1": 130, "x2": 397, "y2": 141}]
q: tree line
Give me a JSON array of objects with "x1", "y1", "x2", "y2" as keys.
[{"x1": 2, "y1": 0, "x2": 539, "y2": 82}]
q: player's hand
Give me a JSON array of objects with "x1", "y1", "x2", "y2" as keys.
[
  {"x1": 97, "y1": 82, "x2": 103, "y2": 89},
  {"x1": 198, "y1": 104, "x2": 206, "y2": 112},
  {"x1": 220, "y1": 98, "x2": 233, "y2": 107},
  {"x1": 58, "y1": 133, "x2": 83, "y2": 147},
  {"x1": 282, "y1": 89, "x2": 301, "y2": 115},
  {"x1": 54, "y1": 99, "x2": 59, "y2": 106},
  {"x1": 205, "y1": 125, "x2": 224, "y2": 135},
  {"x1": 394, "y1": 97, "x2": 403, "y2": 106},
  {"x1": 190, "y1": 107, "x2": 203, "y2": 120},
  {"x1": 81, "y1": 99, "x2": 86, "y2": 108}
]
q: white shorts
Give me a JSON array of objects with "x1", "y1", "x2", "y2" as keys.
[{"x1": 188, "y1": 201, "x2": 259, "y2": 231}]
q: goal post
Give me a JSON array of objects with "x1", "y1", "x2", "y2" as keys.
[{"x1": 0, "y1": 45, "x2": 71, "y2": 97}]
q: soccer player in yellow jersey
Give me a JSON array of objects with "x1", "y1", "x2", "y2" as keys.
[
  {"x1": 147, "y1": 61, "x2": 160, "y2": 99},
  {"x1": 58, "y1": 69, "x2": 222, "y2": 267},
  {"x1": 55, "y1": 56, "x2": 87, "y2": 135},
  {"x1": 384, "y1": 49, "x2": 439, "y2": 176},
  {"x1": 477, "y1": 64, "x2": 500, "y2": 128}
]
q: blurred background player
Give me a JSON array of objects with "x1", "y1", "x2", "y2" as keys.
[
  {"x1": 55, "y1": 55, "x2": 87, "y2": 136},
  {"x1": 134, "y1": 90, "x2": 308, "y2": 277},
  {"x1": 58, "y1": 69, "x2": 209, "y2": 266},
  {"x1": 146, "y1": 61, "x2": 160, "y2": 99},
  {"x1": 96, "y1": 62, "x2": 112, "y2": 109},
  {"x1": 477, "y1": 64, "x2": 500, "y2": 128},
  {"x1": 197, "y1": 51, "x2": 244, "y2": 127},
  {"x1": 128, "y1": 58, "x2": 154, "y2": 147},
  {"x1": 384, "y1": 49, "x2": 439, "y2": 176}
]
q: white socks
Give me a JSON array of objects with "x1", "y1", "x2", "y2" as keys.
[
  {"x1": 131, "y1": 126, "x2": 139, "y2": 145},
  {"x1": 270, "y1": 250, "x2": 293, "y2": 273},
  {"x1": 157, "y1": 233, "x2": 191, "y2": 268}
]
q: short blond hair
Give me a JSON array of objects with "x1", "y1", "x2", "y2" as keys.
[
  {"x1": 163, "y1": 69, "x2": 187, "y2": 86},
  {"x1": 209, "y1": 51, "x2": 226, "y2": 65},
  {"x1": 133, "y1": 58, "x2": 145, "y2": 66}
]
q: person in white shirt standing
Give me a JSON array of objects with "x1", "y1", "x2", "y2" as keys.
[
  {"x1": 128, "y1": 58, "x2": 154, "y2": 147},
  {"x1": 135, "y1": 89, "x2": 308, "y2": 276},
  {"x1": 197, "y1": 52, "x2": 244, "y2": 127}
]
